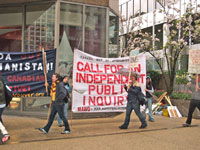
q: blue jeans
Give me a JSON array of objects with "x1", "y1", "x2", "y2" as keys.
[
  {"x1": 122, "y1": 101, "x2": 146, "y2": 128},
  {"x1": 44, "y1": 103, "x2": 70, "y2": 132},
  {"x1": 57, "y1": 103, "x2": 68, "y2": 125},
  {"x1": 147, "y1": 98, "x2": 154, "y2": 121}
]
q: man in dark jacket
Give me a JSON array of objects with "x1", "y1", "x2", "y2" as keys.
[
  {"x1": 183, "y1": 74, "x2": 200, "y2": 127},
  {"x1": 38, "y1": 73, "x2": 70, "y2": 134},
  {"x1": 119, "y1": 73, "x2": 147, "y2": 129}
]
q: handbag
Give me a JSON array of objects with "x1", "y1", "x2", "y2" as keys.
[{"x1": 137, "y1": 91, "x2": 147, "y2": 106}]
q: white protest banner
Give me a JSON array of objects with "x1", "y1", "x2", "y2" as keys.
[
  {"x1": 72, "y1": 49, "x2": 146, "y2": 113},
  {"x1": 129, "y1": 54, "x2": 146, "y2": 95},
  {"x1": 188, "y1": 50, "x2": 200, "y2": 74}
]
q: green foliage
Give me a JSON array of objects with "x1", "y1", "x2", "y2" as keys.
[
  {"x1": 147, "y1": 70, "x2": 161, "y2": 83},
  {"x1": 175, "y1": 70, "x2": 189, "y2": 85},
  {"x1": 154, "y1": 90, "x2": 164, "y2": 98},
  {"x1": 171, "y1": 91, "x2": 192, "y2": 100},
  {"x1": 154, "y1": 90, "x2": 192, "y2": 100}
]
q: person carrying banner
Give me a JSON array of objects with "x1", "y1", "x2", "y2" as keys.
[
  {"x1": 183, "y1": 74, "x2": 200, "y2": 127},
  {"x1": 0, "y1": 76, "x2": 10, "y2": 144},
  {"x1": 57, "y1": 75, "x2": 71, "y2": 127},
  {"x1": 38, "y1": 73, "x2": 70, "y2": 134},
  {"x1": 119, "y1": 73, "x2": 147, "y2": 129},
  {"x1": 145, "y1": 76, "x2": 155, "y2": 122}
]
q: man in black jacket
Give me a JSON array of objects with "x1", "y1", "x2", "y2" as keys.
[
  {"x1": 119, "y1": 74, "x2": 147, "y2": 129},
  {"x1": 38, "y1": 73, "x2": 70, "y2": 134}
]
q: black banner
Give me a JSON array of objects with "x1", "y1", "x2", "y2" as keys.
[{"x1": 0, "y1": 49, "x2": 56, "y2": 97}]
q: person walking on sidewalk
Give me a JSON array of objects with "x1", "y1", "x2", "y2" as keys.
[
  {"x1": 0, "y1": 76, "x2": 10, "y2": 143},
  {"x1": 145, "y1": 76, "x2": 155, "y2": 122},
  {"x1": 119, "y1": 73, "x2": 147, "y2": 129},
  {"x1": 57, "y1": 75, "x2": 71, "y2": 127},
  {"x1": 183, "y1": 74, "x2": 200, "y2": 127},
  {"x1": 38, "y1": 73, "x2": 70, "y2": 134}
]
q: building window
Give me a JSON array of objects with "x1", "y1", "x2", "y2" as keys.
[
  {"x1": 141, "y1": 0, "x2": 148, "y2": 14},
  {"x1": 128, "y1": 0, "x2": 133, "y2": 19},
  {"x1": 25, "y1": 3, "x2": 55, "y2": 52},
  {"x1": 148, "y1": 0, "x2": 154, "y2": 13},
  {"x1": 155, "y1": 24, "x2": 163, "y2": 50},
  {"x1": 59, "y1": 3, "x2": 83, "y2": 76},
  {"x1": 134, "y1": 0, "x2": 140, "y2": 16},
  {"x1": 121, "y1": 3, "x2": 127, "y2": 20},
  {"x1": 84, "y1": 6, "x2": 106, "y2": 57},
  {"x1": 0, "y1": 6, "x2": 22, "y2": 52},
  {"x1": 109, "y1": 11, "x2": 119, "y2": 58}
]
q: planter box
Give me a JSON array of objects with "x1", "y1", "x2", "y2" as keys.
[{"x1": 171, "y1": 99, "x2": 200, "y2": 119}]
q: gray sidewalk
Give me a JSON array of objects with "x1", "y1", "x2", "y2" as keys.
[{"x1": 1, "y1": 113, "x2": 200, "y2": 150}]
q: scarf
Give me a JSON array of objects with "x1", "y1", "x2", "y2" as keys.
[{"x1": 50, "y1": 80, "x2": 59, "y2": 101}]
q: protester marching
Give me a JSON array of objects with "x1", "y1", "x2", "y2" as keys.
[
  {"x1": 183, "y1": 74, "x2": 200, "y2": 127},
  {"x1": 57, "y1": 75, "x2": 71, "y2": 127},
  {"x1": 119, "y1": 73, "x2": 147, "y2": 129},
  {"x1": 38, "y1": 73, "x2": 70, "y2": 134}
]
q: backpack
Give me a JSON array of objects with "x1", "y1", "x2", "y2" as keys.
[
  {"x1": 137, "y1": 91, "x2": 147, "y2": 106},
  {"x1": 63, "y1": 88, "x2": 70, "y2": 103},
  {"x1": 4, "y1": 85, "x2": 13, "y2": 106},
  {"x1": 0, "y1": 80, "x2": 5, "y2": 104}
]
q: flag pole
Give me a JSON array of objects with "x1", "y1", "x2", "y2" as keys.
[
  {"x1": 42, "y1": 48, "x2": 48, "y2": 96},
  {"x1": 42, "y1": 48, "x2": 51, "y2": 121},
  {"x1": 127, "y1": 67, "x2": 132, "y2": 90}
]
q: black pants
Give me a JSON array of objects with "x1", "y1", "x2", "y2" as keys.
[
  {"x1": 186, "y1": 99, "x2": 200, "y2": 124},
  {"x1": 0, "y1": 107, "x2": 5, "y2": 123},
  {"x1": 44, "y1": 103, "x2": 70, "y2": 132}
]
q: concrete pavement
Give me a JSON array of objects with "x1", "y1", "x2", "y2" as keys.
[{"x1": 0, "y1": 113, "x2": 200, "y2": 150}]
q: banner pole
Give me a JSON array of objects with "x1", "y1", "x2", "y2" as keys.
[
  {"x1": 70, "y1": 49, "x2": 76, "y2": 127},
  {"x1": 42, "y1": 48, "x2": 48, "y2": 96},
  {"x1": 127, "y1": 67, "x2": 132, "y2": 90},
  {"x1": 42, "y1": 48, "x2": 51, "y2": 121}
]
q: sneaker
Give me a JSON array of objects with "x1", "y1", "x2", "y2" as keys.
[
  {"x1": 149, "y1": 119, "x2": 155, "y2": 122},
  {"x1": 119, "y1": 125, "x2": 128, "y2": 129},
  {"x1": 38, "y1": 128, "x2": 47, "y2": 134},
  {"x1": 61, "y1": 130, "x2": 70, "y2": 134},
  {"x1": 183, "y1": 123, "x2": 191, "y2": 127},
  {"x1": 139, "y1": 123, "x2": 147, "y2": 129},
  {"x1": 1, "y1": 134, "x2": 10, "y2": 144}
]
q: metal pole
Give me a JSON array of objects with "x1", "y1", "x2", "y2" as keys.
[
  {"x1": 152, "y1": 0, "x2": 155, "y2": 51},
  {"x1": 54, "y1": 0, "x2": 60, "y2": 73},
  {"x1": 22, "y1": 5, "x2": 26, "y2": 52}
]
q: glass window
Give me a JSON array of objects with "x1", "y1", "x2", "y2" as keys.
[
  {"x1": 85, "y1": 6, "x2": 106, "y2": 57},
  {"x1": 134, "y1": 0, "x2": 140, "y2": 16},
  {"x1": 148, "y1": 0, "x2": 154, "y2": 13},
  {"x1": 155, "y1": 24, "x2": 163, "y2": 50},
  {"x1": 141, "y1": 0, "x2": 148, "y2": 14},
  {"x1": 109, "y1": 11, "x2": 119, "y2": 58},
  {"x1": 59, "y1": 3, "x2": 83, "y2": 76},
  {"x1": 128, "y1": 0, "x2": 133, "y2": 19},
  {"x1": 121, "y1": 3, "x2": 127, "y2": 20},
  {"x1": 0, "y1": 6, "x2": 22, "y2": 52},
  {"x1": 156, "y1": 1, "x2": 163, "y2": 9},
  {"x1": 25, "y1": 3, "x2": 55, "y2": 52}
]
